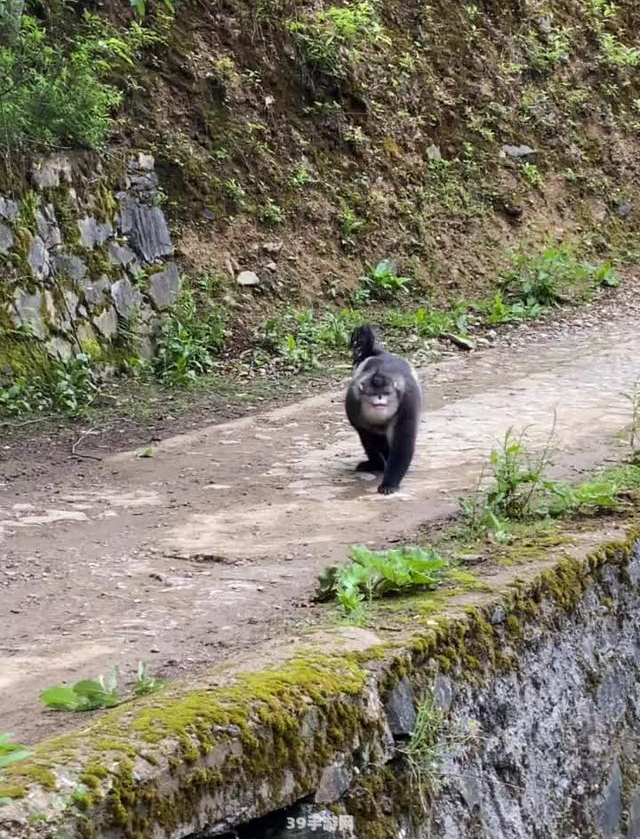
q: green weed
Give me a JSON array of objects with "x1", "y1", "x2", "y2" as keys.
[
  {"x1": 460, "y1": 423, "x2": 627, "y2": 542},
  {"x1": 520, "y1": 162, "x2": 543, "y2": 189},
  {"x1": 599, "y1": 33, "x2": 640, "y2": 67},
  {"x1": 152, "y1": 288, "x2": 225, "y2": 386},
  {"x1": 316, "y1": 545, "x2": 449, "y2": 614},
  {"x1": 40, "y1": 661, "x2": 164, "y2": 712},
  {"x1": 358, "y1": 259, "x2": 411, "y2": 301},
  {"x1": 479, "y1": 291, "x2": 542, "y2": 325},
  {"x1": 133, "y1": 661, "x2": 166, "y2": 697},
  {"x1": 0, "y1": 352, "x2": 98, "y2": 418},
  {"x1": 0, "y1": 733, "x2": 32, "y2": 771},
  {"x1": 263, "y1": 308, "x2": 354, "y2": 372},
  {"x1": 257, "y1": 199, "x2": 285, "y2": 226},
  {"x1": 498, "y1": 245, "x2": 615, "y2": 308},
  {"x1": 288, "y1": 1, "x2": 388, "y2": 77}
]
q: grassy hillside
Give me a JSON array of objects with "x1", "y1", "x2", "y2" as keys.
[
  {"x1": 126, "y1": 0, "x2": 640, "y2": 296},
  {"x1": 0, "y1": 0, "x2": 639, "y2": 414}
]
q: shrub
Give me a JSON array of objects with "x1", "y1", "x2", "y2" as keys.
[{"x1": 0, "y1": 11, "x2": 158, "y2": 151}]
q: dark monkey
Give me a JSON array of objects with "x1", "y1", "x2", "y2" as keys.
[{"x1": 345, "y1": 324, "x2": 422, "y2": 495}]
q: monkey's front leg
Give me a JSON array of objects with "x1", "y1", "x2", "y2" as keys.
[
  {"x1": 356, "y1": 429, "x2": 388, "y2": 473},
  {"x1": 378, "y1": 417, "x2": 417, "y2": 494}
]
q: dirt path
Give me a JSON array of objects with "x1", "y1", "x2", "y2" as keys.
[{"x1": 1, "y1": 309, "x2": 639, "y2": 743}]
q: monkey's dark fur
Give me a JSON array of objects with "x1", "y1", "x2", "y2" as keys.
[{"x1": 345, "y1": 324, "x2": 422, "y2": 495}]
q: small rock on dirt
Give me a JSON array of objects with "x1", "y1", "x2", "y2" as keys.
[
  {"x1": 237, "y1": 270, "x2": 261, "y2": 287},
  {"x1": 501, "y1": 144, "x2": 536, "y2": 159}
]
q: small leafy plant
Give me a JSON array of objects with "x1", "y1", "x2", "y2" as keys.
[
  {"x1": 288, "y1": 2, "x2": 388, "y2": 77},
  {"x1": 359, "y1": 259, "x2": 411, "y2": 301},
  {"x1": 263, "y1": 308, "x2": 354, "y2": 372},
  {"x1": 40, "y1": 669, "x2": 121, "y2": 712},
  {"x1": 317, "y1": 545, "x2": 450, "y2": 613},
  {"x1": 0, "y1": 733, "x2": 32, "y2": 770},
  {"x1": 460, "y1": 422, "x2": 625, "y2": 541},
  {"x1": 40, "y1": 662, "x2": 164, "y2": 712},
  {"x1": 133, "y1": 661, "x2": 166, "y2": 697}
]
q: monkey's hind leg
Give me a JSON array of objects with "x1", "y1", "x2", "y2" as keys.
[{"x1": 355, "y1": 429, "x2": 388, "y2": 473}]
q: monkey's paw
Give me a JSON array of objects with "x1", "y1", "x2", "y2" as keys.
[{"x1": 377, "y1": 483, "x2": 398, "y2": 495}]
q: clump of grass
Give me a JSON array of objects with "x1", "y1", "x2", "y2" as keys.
[
  {"x1": 316, "y1": 545, "x2": 450, "y2": 614},
  {"x1": 262, "y1": 307, "x2": 356, "y2": 372},
  {"x1": 397, "y1": 693, "x2": 479, "y2": 808}
]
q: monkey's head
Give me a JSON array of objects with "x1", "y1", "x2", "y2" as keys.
[{"x1": 358, "y1": 370, "x2": 401, "y2": 424}]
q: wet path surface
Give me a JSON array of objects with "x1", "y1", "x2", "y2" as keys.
[{"x1": 1, "y1": 316, "x2": 639, "y2": 741}]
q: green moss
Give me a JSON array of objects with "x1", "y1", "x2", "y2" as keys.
[{"x1": 0, "y1": 783, "x2": 26, "y2": 799}]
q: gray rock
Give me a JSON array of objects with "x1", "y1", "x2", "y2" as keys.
[
  {"x1": 93, "y1": 306, "x2": 118, "y2": 339},
  {"x1": 148, "y1": 262, "x2": 180, "y2": 311},
  {"x1": 111, "y1": 277, "x2": 142, "y2": 318},
  {"x1": 53, "y1": 253, "x2": 88, "y2": 285},
  {"x1": 133, "y1": 153, "x2": 155, "y2": 171},
  {"x1": 427, "y1": 144, "x2": 442, "y2": 161},
  {"x1": 12, "y1": 289, "x2": 46, "y2": 339},
  {"x1": 76, "y1": 320, "x2": 97, "y2": 347},
  {"x1": 0, "y1": 197, "x2": 19, "y2": 221},
  {"x1": 78, "y1": 217, "x2": 113, "y2": 250},
  {"x1": 129, "y1": 170, "x2": 159, "y2": 192},
  {"x1": 614, "y1": 199, "x2": 632, "y2": 218},
  {"x1": 35, "y1": 206, "x2": 62, "y2": 249},
  {"x1": 501, "y1": 144, "x2": 536, "y2": 159},
  {"x1": 27, "y1": 235, "x2": 50, "y2": 279},
  {"x1": 598, "y1": 760, "x2": 622, "y2": 835},
  {"x1": 314, "y1": 758, "x2": 352, "y2": 803},
  {"x1": 385, "y1": 677, "x2": 417, "y2": 736},
  {"x1": 107, "y1": 240, "x2": 138, "y2": 269},
  {"x1": 0, "y1": 223, "x2": 13, "y2": 254},
  {"x1": 262, "y1": 240, "x2": 284, "y2": 255},
  {"x1": 83, "y1": 278, "x2": 110, "y2": 309},
  {"x1": 31, "y1": 155, "x2": 72, "y2": 189},
  {"x1": 119, "y1": 197, "x2": 173, "y2": 263},
  {"x1": 46, "y1": 336, "x2": 73, "y2": 360},
  {"x1": 237, "y1": 270, "x2": 261, "y2": 286}
]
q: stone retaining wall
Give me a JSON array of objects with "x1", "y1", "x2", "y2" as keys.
[
  {"x1": 0, "y1": 530, "x2": 638, "y2": 839},
  {"x1": 0, "y1": 153, "x2": 180, "y2": 369}
]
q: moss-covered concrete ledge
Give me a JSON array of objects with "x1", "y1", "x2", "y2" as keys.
[{"x1": 1, "y1": 526, "x2": 639, "y2": 839}]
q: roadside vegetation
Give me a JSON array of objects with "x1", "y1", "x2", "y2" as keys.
[{"x1": 0, "y1": 245, "x2": 620, "y2": 421}]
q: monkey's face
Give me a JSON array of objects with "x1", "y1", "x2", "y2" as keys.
[{"x1": 358, "y1": 373, "x2": 399, "y2": 424}]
